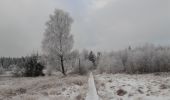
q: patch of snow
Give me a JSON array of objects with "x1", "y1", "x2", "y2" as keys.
[{"x1": 95, "y1": 73, "x2": 170, "y2": 100}]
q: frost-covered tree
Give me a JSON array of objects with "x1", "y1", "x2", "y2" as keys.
[
  {"x1": 97, "y1": 44, "x2": 170, "y2": 74},
  {"x1": 73, "y1": 51, "x2": 92, "y2": 75},
  {"x1": 88, "y1": 51, "x2": 96, "y2": 68},
  {"x1": 24, "y1": 54, "x2": 45, "y2": 77},
  {"x1": 42, "y1": 9, "x2": 74, "y2": 75},
  {"x1": 82, "y1": 49, "x2": 89, "y2": 60},
  {"x1": 69, "y1": 50, "x2": 79, "y2": 69},
  {"x1": 96, "y1": 52, "x2": 101, "y2": 67},
  {"x1": 98, "y1": 52, "x2": 124, "y2": 74},
  {"x1": 0, "y1": 65, "x2": 4, "y2": 75},
  {"x1": 11, "y1": 64, "x2": 25, "y2": 77}
]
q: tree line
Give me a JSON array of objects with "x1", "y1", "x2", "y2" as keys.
[
  {"x1": 0, "y1": 54, "x2": 44, "y2": 77},
  {"x1": 1, "y1": 9, "x2": 170, "y2": 77},
  {"x1": 41, "y1": 9, "x2": 170, "y2": 75},
  {"x1": 98, "y1": 44, "x2": 170, "y2": 74}
]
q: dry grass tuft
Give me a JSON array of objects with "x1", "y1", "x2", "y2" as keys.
[
  {"x1": 65, "y1": 76, "x2": 87, "y2": 86},
  {"x1": 16, "y1": 88, "x2": 27, "y2": 94},
  {"x1": 75, "y1": 93, "x2": 85, "y2": 100},
  {"x1": 160, "y1": 84, "x2": 169, "y2": 89},
  {"x1": 101, "y1": 82, "x2": 105, "y2": 87},
  {"x1": 117, "y1": 89, "x2": 127, "y2": 96}
]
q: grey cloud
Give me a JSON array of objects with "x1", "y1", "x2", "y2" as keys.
[
  {"x1": 0, "y1": 0, "x2": 67, "y2": 57},
  {"x1": 72, "y1": 0, "x2": 170, "y2": 51},
  {"x1": 0, "y1": 0, "x2": 169, "y2": 56}
]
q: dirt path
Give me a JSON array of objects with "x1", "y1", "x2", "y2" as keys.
[{"x1": 85, "y1": 72, "x2": 99, "y2": 100}]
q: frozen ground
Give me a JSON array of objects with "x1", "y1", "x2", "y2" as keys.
[
  {"x1": 0, "y1": 73, "x2": 88, "y2": 100},
  {"x1": 0, "y1": 72, "x2": 170, "y2": 100},
  {"x1": 94, "y1": 73, "x2": 170, "y2": 100}
]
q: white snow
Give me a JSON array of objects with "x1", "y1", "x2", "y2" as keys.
[
  {"x1": 86, "y1": 72, "x2": 99, "y2": 100},
  {"x1": 94, "y1": 73, "x2": 170, "y2": 100},
  {"x1": 1, "y1": 72, "x2": 170, "y2": 100}
]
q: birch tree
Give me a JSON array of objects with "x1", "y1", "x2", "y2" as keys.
[{"x1": 42, "y1": 9, "x2": 74, "y2": 75}]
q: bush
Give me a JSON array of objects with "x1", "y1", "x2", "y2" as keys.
[
  {"x1": 24, "y1": 54, "x2": 45, "y2": 77},
  {"x1": 11, "y1": 54, "x2": 45, "y2": 77},
  {"x1": 11, "y1": 65, "x2": 25, "y2": 77},
  {"x1": 0, "y1": 66, "x2": 4, "y2": 75}
]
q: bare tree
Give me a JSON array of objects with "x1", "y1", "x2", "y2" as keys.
[{"x1": 42, "y1": 9, "x2": 74, "y2": 75}]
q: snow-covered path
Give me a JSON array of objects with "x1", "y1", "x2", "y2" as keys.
[{"x1": 85, "y1": 72, "x2": 99, "y2": 100}]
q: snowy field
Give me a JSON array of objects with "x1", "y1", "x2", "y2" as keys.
[
  {"x1": 0, "y1": 74, "x2": 88, "y2": 100},
  {"x1": 0, "y1": 73, "x2": 170, "y2": 100},
  {"x1": 94, "y1": 73, "x2": 170, "y2": 100}
]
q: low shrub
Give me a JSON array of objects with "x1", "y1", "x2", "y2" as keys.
[
  {"x1": 11, "y1": 54, "x2": 45, "y2": 77},
  {"x1": 0, "y1": 66, "x2": 4, "y2": 75},
  {"x1": 24, "y1": 55, "x2": 45, "y2": 77},
  {"x1": 11, "y1": 65, "x2": 25, "y2": 77}
]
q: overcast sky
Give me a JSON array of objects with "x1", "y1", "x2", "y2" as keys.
[{"x1": 0, "y1": 0, "x2": 169, "y2": 57}]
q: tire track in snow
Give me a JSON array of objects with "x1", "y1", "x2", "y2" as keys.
[{"x1": 85, "y1": 72, "x2": 99, "y2": 100}]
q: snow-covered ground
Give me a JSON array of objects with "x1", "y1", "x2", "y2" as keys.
[
  {"x1": 94, "y1": 73, "x2": 170, "y2": 100},
  {"x1": 1, "y1": 72, "x2": 170, "y2": 100},
  {"x1": 0, "y1": 74, "x2": 88, "y2": 100}
]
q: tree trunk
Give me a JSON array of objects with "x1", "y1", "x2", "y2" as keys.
[
  {"x1": 79, "y1": 58, "x2": 81, "y2": 74},
  {"x1": 61, "y1": 55, "x2": 66, "y2": 75}
]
